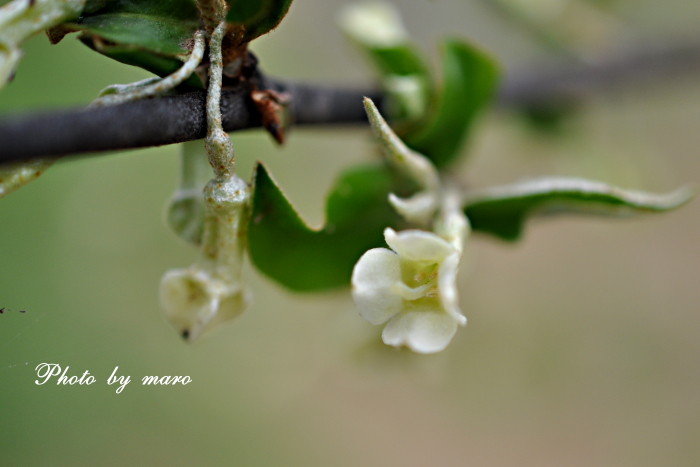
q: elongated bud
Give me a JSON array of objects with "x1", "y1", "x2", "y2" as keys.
[
  {"x1": 363, "y1": 97, "x2": 441, "y2": 225},
  {"x1": 166, "y1": 141, "x2": 215, "y2": 245}
]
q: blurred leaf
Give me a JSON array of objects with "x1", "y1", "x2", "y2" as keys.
[
  {"x1": 362, "y1": 45, "x2": 431, "y2": 123},
  {"x1": 339, "y1": 2, "x2": 431, "y2": 123},
  {"x1": 366, "y1": 44, "x2": 430, "y2": 78},
  {"x1": 463, "y1": 177, "x2": 694, "y2": 241},
  {"x1": 405, "y1": 38, "x2": 500, "y2": 168},
  {"x1": 226, "y1": 0, "x2": 293, "y2": 42},
  {"x1": 520, "y1": 102, "x2": 579, "y2": 134},
  {"x1": 248, "y1": 162, "x2": 412, "y2": 292},
  {"x1": 339, "y1": 2, "x2": 428, "y2": 78},
  {"x1": 67, "y1": 0, "x2": 202, "y2": 85}
]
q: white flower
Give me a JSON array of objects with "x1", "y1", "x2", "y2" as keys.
[
  {"x1": 351, "y1": 227, "x2": 467, "y2": 353},
  {"x1": 160, "y1": 265, "x2": 251, "y2": 342},
  {"x1": 355, "y1": 98, "x2": 470, "y2": 353},
  {"x1": 160, "y1": 174, "x2": 251, "y2": 342}
]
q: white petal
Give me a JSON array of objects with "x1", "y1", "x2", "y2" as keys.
[
  {"x1": 159, "y1": 267, "x2": 249, "y2": 341},
  {"x1": 160, "y1": 268, "x2": 212, "y2": 339},
  {"x1": 351, "y1": 248, "x2": 403, "y2": 325},
  {"x1": 388, "y1": 191, "x2": 439, "y2": 225},
  {"x1": 199, "y1": 285, "x2": 251, "y2": 339},
  {"x1": 382, "y1": 309, "x2": 459, "y2": 353},
  {"x1": 384, "y1": 228, "x2": 455, "y2": 262},
  {"x1": 438, "y1": 253, "x2": 466, "y2": 325}
]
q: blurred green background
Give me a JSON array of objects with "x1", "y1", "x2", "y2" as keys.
[{"x1": 1, "y1": 0, "x2": 699, "y2": 465}]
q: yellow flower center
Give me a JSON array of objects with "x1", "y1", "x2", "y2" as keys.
[{"x1": 392, "y1": 260, "x2": 441, "y2": 307}]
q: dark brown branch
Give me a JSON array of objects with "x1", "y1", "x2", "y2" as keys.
[
  {"x1": 0, "y1": 80, "x2": 382, "y2": 164},
  {"x1": 1, "y1": 41, "x2": 699, "y2": 164}
]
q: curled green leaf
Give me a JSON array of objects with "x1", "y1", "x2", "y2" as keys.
[
  {"x1": 463, "y1": 177, "x2": 695, "y2": 241},
  {"x1": 404, "y1": 39, "x2": 500, "y2": 168},
  {"x1": 248, "y1": 162, "x2": 412, "y2": 292}
]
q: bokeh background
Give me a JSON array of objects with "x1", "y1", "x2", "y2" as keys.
[{"x1": 1, "y1": 0, "x2": 699, "y2": 465}]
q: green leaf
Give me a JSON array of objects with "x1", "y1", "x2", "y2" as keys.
[
  {"x1": 463, "y1": 177, "x2": 694, "y2": 241},
  {"x1": 404, "y1": 39, "x2": 500, "y2": 168},
  {"x1": 68, "y1": 0, "x2": 202, "y2": 85},
  {"x1": 365, "y1": 45, "x2": 431, "y2": 78},
  {"x1": 248, "y1": 162, "x2": 412, "y2": 292},
  {"x1": 77, "y1": 14, "x2": 197, "y2": 56},
  {"x1": 339, "y1": 2, "x2": 428, "y2": 78},
  {"x1": 226, "y1": 0, "x2": 293, "y2": 42}
]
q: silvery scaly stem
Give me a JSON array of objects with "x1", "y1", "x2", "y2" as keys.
[
  {"x1": 0, "y1": 0, "x2": 86, "y2": 88},
  {"x1": 204, "y1": 20, "x2": 235, "y2": 178},
  {"x1": 90, "y1": 31, "x2": 206, "y2": 107},
  {"x1": 159, "y1": 175, "x2": 252, "y2": 342},
  {"x1": 160, "y1": 10, "x2": 251, "y2": 341},
  {"x1": 195, "y1": 0, "x2": 227, "y2": 35},
  {"x1": 1, "y1": 27, "x2": 205, "y2": 199},
  {"x1": 0, "y1": 158, "x2": 53, "y2": 199}
]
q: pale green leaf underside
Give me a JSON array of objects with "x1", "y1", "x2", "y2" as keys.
[{"x1": 463, "y1": 177, "x2": 694, "y2": 241}]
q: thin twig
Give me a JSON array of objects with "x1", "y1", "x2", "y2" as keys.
[
  {"x1": 1, "y1": 41, "x2": 699, "y2": 164},
  {"x1": 0, "y1": 80, "x2": 382, "y2": 164}
]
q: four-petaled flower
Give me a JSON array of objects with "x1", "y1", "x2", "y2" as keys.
[{"x1": 351, "y1": 227, "x2": 467, "y2": 353}]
